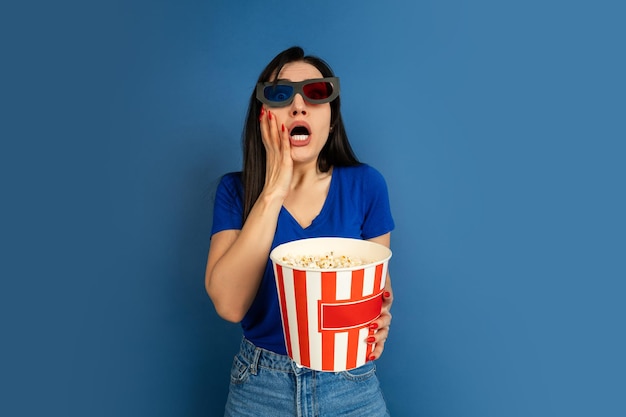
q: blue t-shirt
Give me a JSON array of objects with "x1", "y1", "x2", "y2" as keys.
[{"x1": 210, "y1": 164, "x2": 395, "y2": 354}]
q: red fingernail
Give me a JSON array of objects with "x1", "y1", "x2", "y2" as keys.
[
  {"x1": 369, "y1": 322, "x2": 378, "y2": 330},
  {"x1": 268, "y1": 111, "x2": 272, "y2": 120},
  {"x1": 281, "y1": 123, "x2": 285, "y2": 132},
  {"x1": 367, "y1": 336, "x2": 376, "y2": 343},
  {"x1": 384, "y1": 291, "x2": 391, "y2": 298},
  {"x1": 369, "y1": 355, "x2": 376, "y2": 361}
]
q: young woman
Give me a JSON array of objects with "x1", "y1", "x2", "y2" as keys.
[{"x1": 206, "y1": 46, "x2": 395, "y2": 416}]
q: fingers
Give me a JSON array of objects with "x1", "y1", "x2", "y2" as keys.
[
  {"x1": 259, "y1": 107, "x2": 289, "y2": 153},
  {"x1": 366, "y1": 319, "x2": 391, "y2": 361},
  {"x1": 279, "y1": 121, "x2": 291, "y2": 162},
  {"x1": 367, "y1": 311, "x2": 392, "y2": 340},
  {"x1": 259, "y1": 107, "x2": 279, "y2": 152},
  {"x1": 368, "y1": 338, "x2": 387, "y2": 361},
  {"x1": 259, "y1": 107, "x2": 292, "y2": 195},
  {"x1": 382, "y1": 290, "x2": 393, "y2": 307},
  {"x1": 366, "y1": 291, "x2": 394, "y2": 361}
]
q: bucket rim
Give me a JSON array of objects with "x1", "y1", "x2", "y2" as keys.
[{"x1": 270, "y1": 237, "x2": 392, "y2": 272}]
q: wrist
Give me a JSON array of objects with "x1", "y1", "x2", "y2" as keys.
[{"x1": 258, "y1": 188, "x2": 286, "y2": 211}]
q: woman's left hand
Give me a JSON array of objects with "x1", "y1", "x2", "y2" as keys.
[{"x1": 367, "y1": 288, "x2": 393, "y2": 361}]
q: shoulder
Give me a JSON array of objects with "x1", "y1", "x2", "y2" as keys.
[
  {"x1": 214, "y1": 171, "x2": 244, "y2": 204},
  {"x1": 211, "y1": 172, "x2": 244, "y2": 232},
  {"x1": 335, "y1": 164, "x2": 387, "y2": 184},
  {"x1": 220, "y1": 171, "x2": 242, "y2": 185},
  {"x1": 218, "y1": 171, "x2": 243, "y2": 192}
]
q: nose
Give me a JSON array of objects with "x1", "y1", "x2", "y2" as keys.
[{"x1": 290, "y1": 93, "x2": 307, "y2": 116}]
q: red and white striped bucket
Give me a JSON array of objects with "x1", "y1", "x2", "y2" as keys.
[{"x1": 270, "y1": 237, "x2": 391, "y2": 372}]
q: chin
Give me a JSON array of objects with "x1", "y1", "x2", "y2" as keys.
[{"x1": 290, "y1": 151, "x2": 318, "y2": 166}]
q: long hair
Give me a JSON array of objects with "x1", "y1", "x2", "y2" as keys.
[{"x1": 241, "y1": 46, "x2": 360, "y2": 221}]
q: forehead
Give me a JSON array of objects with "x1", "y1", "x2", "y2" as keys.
[{"x1": 275, "y1": 61, "x2": 323, "y2": 82}]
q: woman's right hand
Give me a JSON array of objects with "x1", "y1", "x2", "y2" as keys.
[
  {"x1": 204, "y1": 108, "x2": 292, "y2": 322},
  {"x1": 259, "y1": 107, "x2": 292, "y2": 200}
]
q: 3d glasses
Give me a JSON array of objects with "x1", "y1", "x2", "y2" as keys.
[{"x1": 256, "y1": 77, "x2": 340, "y2": 107}]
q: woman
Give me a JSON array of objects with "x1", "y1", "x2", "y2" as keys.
[{"x1": 206, "y1": 46, "x2": 395, "y2": 416}]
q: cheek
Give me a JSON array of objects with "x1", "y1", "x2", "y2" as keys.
[
  {"x1": 323, "y1": 106, "x2": 332, "y2": 121},
  {"x1": 269, "y1": 110, "x2": 290, "y2": 131},
  {"x1": 318, "y1": 108, "x2": 332, "y2": 131}
]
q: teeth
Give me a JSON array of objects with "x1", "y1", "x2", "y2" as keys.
[{"x1": 291, "y1": 135, "x2": 309, "y2": 141}]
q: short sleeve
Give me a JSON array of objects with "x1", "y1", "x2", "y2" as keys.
[
  {"x1": 210, "y1": 173, "x2": 244, "y2": 236},
  {"x1": 361, "y1": 166, "x2": 395, "y2": 239}
]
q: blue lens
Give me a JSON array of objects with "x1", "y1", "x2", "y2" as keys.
[{"x1": 264, "y1": 84, "x2": 293, "y2": 102}]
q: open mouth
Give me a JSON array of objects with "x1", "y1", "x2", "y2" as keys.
[{"x1": 289, "y1": 125, "x2": 310, "y2": 141}]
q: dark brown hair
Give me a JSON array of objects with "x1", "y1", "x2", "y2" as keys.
[{"x1": 241, "y1": 46, "x2": 360, "y2": 221}]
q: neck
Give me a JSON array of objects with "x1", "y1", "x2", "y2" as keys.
[{"x1": 291, "y1": 161, "x2": 331, "y2": 188}]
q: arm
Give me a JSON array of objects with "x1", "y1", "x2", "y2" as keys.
[
  {"x1": 204, "y1": 194, "x2": 282, "y2": 322},
  {"x1": 366, "y1": 232, "x2": 393, "y2": 361},
  {"x1": 205, "y1": 109, "x2": 292, "y2": 322}
]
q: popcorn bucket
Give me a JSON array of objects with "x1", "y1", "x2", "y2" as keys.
[{"x1": 270, "y1": 237, "x2": 392, "y2": 372}]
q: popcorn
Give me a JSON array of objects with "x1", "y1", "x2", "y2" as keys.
[{"x1": 280, "y1": 252, "x2": 366, "y2": 269}]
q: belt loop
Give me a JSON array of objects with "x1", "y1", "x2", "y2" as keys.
[{"x1": 249, "y1": 346, "x2": 261, "y2": 375}]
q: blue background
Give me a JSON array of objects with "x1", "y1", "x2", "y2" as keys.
[{"x1": 2, "y1": 0, "x2": 625, "y2": 416}]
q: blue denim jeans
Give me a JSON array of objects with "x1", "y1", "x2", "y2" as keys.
[{"x1": 224, "y1": 338, "x2": 390, "y2": 417}]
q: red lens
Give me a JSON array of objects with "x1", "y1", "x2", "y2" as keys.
[{"x1": 302, "y1": 82, "x2": 332, "y2": 100}]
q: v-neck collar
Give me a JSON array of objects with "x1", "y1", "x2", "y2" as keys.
[{"x1": 281, "y1": 167, "x2": 337, "y2": 230}]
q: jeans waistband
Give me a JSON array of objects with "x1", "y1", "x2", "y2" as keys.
[{"x1": 239, "y1": 337, "x2": 305, "y2": 374}]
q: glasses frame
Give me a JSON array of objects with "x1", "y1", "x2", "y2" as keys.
[{"x1": 256, "y1": 77, "x2": 340, "y2": 107}]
